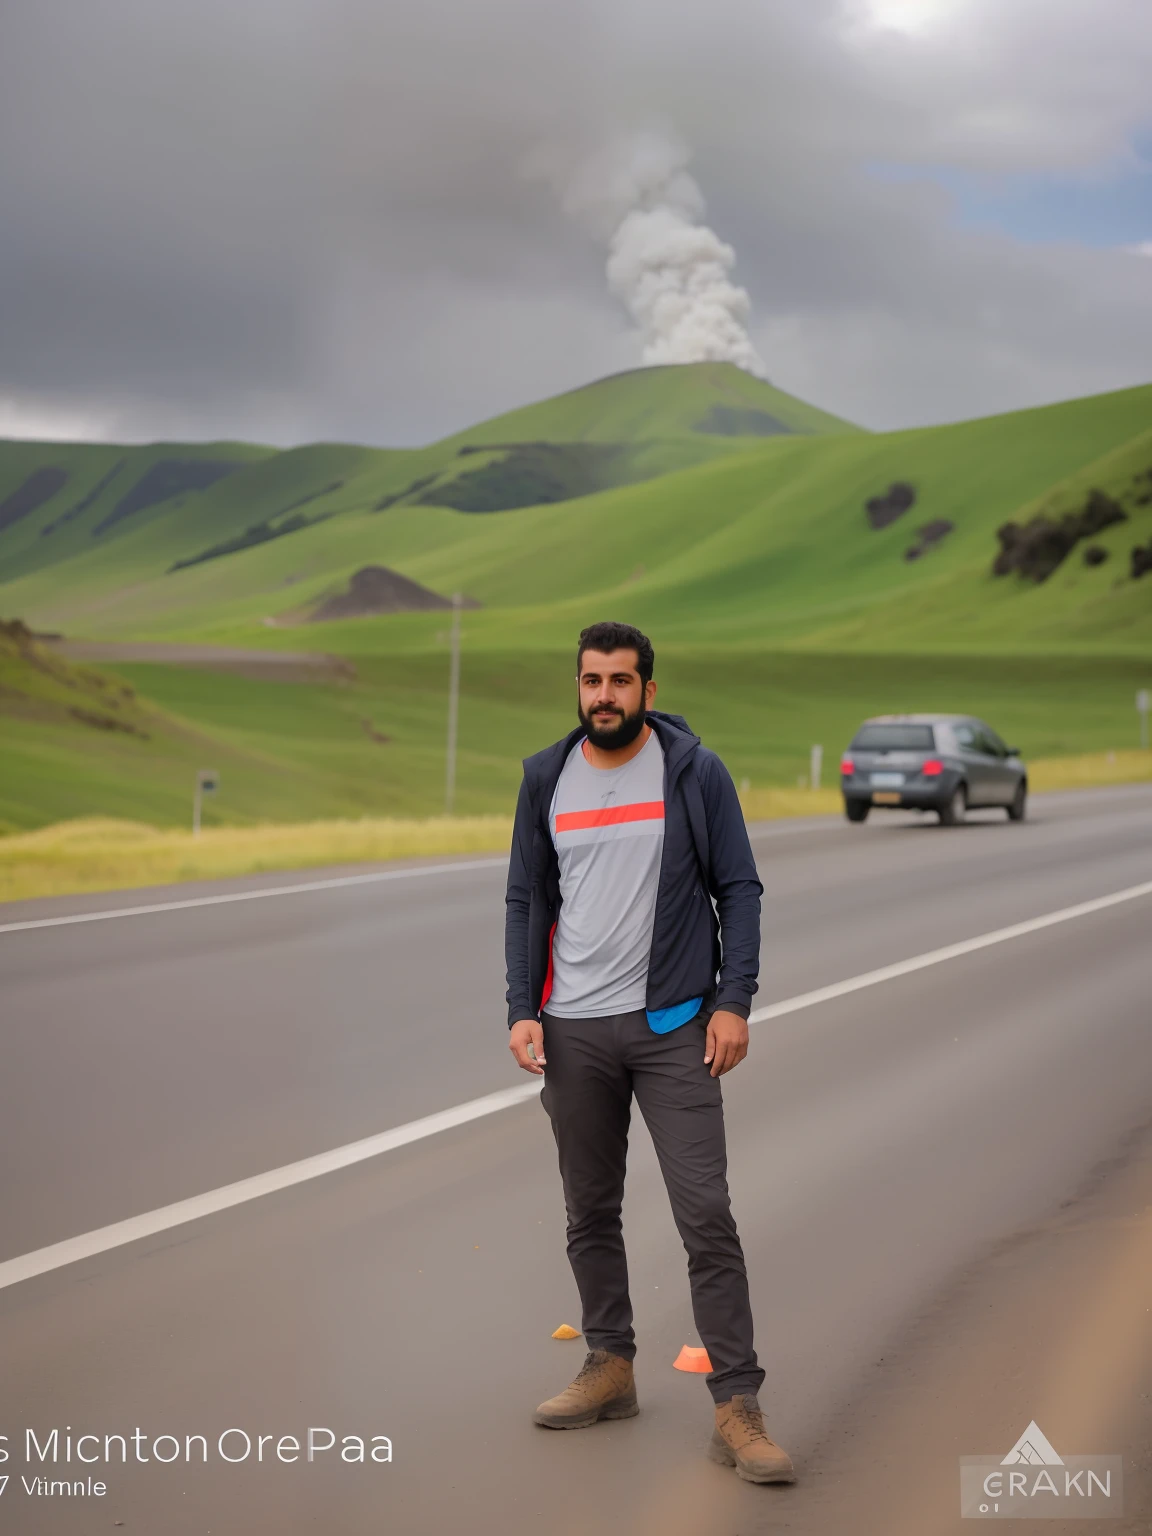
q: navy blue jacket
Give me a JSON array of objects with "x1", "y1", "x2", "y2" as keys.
[{"x1": 504, "y1": 710, "x2": 763, "y2": 1027}]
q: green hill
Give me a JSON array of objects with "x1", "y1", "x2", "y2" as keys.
[
  {"x1": 435, "y1": 361, "x2": 856, "y2": 444},
  {"x1": 1, "y1": 365, "x2": 1150, "y2": 831},
  {"x1": 0, "y1": 363, "x2": 851, "y2": 596},
  {"x1": 4, "y1": 372, "x2": 1146, "y2": 651}
]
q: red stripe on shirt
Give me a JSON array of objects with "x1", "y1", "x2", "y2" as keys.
[{"x1": 553, "y1": 800, "x2": 665, "y2": 833}]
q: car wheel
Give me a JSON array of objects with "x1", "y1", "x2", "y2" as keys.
[
  {"x1": 844, "y1": 799, "x2": 869, "y2": 823},
  {"x1": 938, "y1": 785, "x2": 967, "y2": 826},
  {"x1": 1007, "y1": 781, "x2": 1027, "y2": 822}
]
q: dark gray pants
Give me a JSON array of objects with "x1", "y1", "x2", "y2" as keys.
[{"x1": 539, "y1": 1007, "x2": 764, "y2": 1404}]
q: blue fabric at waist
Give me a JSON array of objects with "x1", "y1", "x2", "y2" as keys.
[{"x1": 646, "y1": 996, "x2": 705, "y2": 1034}]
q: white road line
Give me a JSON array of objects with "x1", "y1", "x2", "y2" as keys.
[
  {"x1": 0, "y1": 857, "x2": 509, "y2": 935},
  {"x1": 0, "y1": 1083, "x2": 544, "y2": 1291},
  {"x1": 747, "y1": 877, "x2": 1152, "y2": 1023},
  {"x1": 3, "y1": 875, "x2": 1150, "y2": 1293}
]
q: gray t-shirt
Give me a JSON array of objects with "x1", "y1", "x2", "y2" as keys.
[{"x1": 545, "y1": 730, "x2": 665, "y2": 1018}]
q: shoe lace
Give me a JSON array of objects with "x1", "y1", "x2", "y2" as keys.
[
  {"x1": 731, "y1": 1398, "x2": 770, "y2": 1443},
  {"x1": 573, "y1": 1351, "x2": 606, "y2": 1385}
]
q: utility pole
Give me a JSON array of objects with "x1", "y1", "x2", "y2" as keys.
[
  {"x1": 1139, "y1": 689, "x2": 1150, "y2": 752},
  {"x1": 445, "y1": 593, "x2": 462, "y2": 815}
]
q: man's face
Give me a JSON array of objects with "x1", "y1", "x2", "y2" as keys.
[{"x1": 577, "y1": 648, "x2": 656, "y2": 750}]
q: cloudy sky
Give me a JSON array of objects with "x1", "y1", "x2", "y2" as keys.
[{"x1": 2, "y1": 0, "x2": 1150, "y2": 446}]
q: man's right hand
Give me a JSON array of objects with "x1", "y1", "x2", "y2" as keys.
[{"x1": 509, "y1": 1017, "x2": 546, "y2": 1074}]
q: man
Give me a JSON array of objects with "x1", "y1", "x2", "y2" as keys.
[{"x1": 505, "y1": 620, "x2": 794, "y2": 1485}]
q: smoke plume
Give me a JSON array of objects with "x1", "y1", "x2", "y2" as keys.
[{"x1": 564, "y1": 134, "x2": 765, "y2": 376}]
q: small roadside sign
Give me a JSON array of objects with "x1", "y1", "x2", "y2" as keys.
[
  {"x1": 193, "y1": 768, "x2": 220, "y2": 836},
  {"x1": 1139, "y1": 690, "x2": 1150, "y2": 751},
  {"x1": 810, "y1": 743, "x2": 823, "y2": 792}
]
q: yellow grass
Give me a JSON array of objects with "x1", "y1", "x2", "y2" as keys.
[
  {"x1": 1028, "y1": 750, "x2": 1152, "y2": 791},
  {"x1": 738, "y1": 786, "x2": 842, "y2": 819},
  {"x1": 1, "y1": 752, "x2": 1148, "y2": 903},
  {"x1": 0, "y1": 815, "x2": 514, "y2": 903}
]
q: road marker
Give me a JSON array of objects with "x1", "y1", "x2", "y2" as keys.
[
  {"x1": 2, "y1": 877, "x2": 1151, "y2": 1292},
  {"x1": 0, "y1": 857, "x2": 509, "y2": 935},
  {"x1": 674, "y1": 1346, "x2": 713, "y2": 1373}
]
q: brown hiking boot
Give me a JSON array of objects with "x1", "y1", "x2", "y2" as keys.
[
  {"x1": 534, "y1": 1348, "x2": 638, "y2": 1429},
  {"x1": 708, "y1": 1393, "x2": 795, "y2": 1484}
]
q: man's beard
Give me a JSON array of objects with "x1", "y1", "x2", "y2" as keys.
[{"x1": 578, "y1": 699, "x2": 648, "y2": 751}]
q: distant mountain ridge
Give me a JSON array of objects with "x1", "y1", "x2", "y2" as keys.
[
  {"x1": 0, "y1": 365, "x2": 1149, "y2": 657},
  {"x1": 0, "y1": 363, "x2": 854, "y2": 595}
]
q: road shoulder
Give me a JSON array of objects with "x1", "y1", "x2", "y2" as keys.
[{"x1": 792, "y1": 1117, "x2": 1152, "y2": 1534}]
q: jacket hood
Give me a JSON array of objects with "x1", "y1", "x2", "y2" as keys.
[
  {"x1": 645, "y1": 710, "x2": 700, "y2": 774},
  {"x1": 646, "y1": 708, "x2": 696, "y2": 741}
]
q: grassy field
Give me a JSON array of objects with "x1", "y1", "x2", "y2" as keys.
[
  {"x1": 4, "y1": 750, "x2": 1148, "y2": 903},
  {"x1": 3, "y1": 626, "x2": 1149, "y2": 833},
  {"x1": 1, "y1": 363, "x2": 1149, "y2": 844}
]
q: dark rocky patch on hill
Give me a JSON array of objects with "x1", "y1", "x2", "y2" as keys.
[
  {"x1": 419, "y1": 442, "x2": 631, "y2": 512},
  {"x1": 41, "y1": 459, "x2": 125, "y2": 536},
  {"x1": 92, "y1": 459, "x2": 244, "y2": 536},
  {"x1": 374, "y1": 473, "x2": 439, "y2": 511},
  {"x1": 0, "y1": 617, "x2": 151, "y2": 739},
  {"x1": 866, "y1": 482, "x2": 916, "y2": 529},
  {"x1": 280, "y1": 480, "x2": 344, "y2": 516},
  {"x1": 169, "y1": 511, "x2": 331, "y2": 572},
  {"x1": 309, "y1": 565, "x2": 480, "y2": 622},
  {"x1": 904, "y1": 520, "x2": 954, "y2": 561},
  {"x1": 0, "y1": 467, "x2": 69, "y2": 534},
  {"x1": 0, "y1": 617, "x2": 36, "y2": 646},
  {"x1": 993, "y1": 488, "x2": 1127, "y2": 583},
  {"x1": 1129, "y1": 467, "x2": 1152, "y2": 507},
  {"x1": 694, "y1": 406, "x2": 794, "y2": 437},
  {"x1": 1132, "y1": 538, "x2": 1152, "y2": 580},
  {"x1": 1082, "y1": 544, "x2": 1109, "y2": 567}
]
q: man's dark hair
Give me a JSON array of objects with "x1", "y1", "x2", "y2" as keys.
[{"x1": 577, "y1": 621, "x2": 655, "y2": 687}]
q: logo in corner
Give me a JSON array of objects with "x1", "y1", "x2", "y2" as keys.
[
  {"x1": 960, "y1": 1421, "x2": 1122, "y2": 1519},
  {"x1": 1000, "y1": 1421, "x2": 1063, "y2": 1467}
]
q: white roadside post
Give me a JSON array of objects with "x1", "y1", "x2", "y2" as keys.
[
  {"x1": 445, "y1": 593, "x2": 462, "y2": 815},
  {"x1": 810, "y1": 743, "x2": 823, "y2": 792},
  {"x1": 192, "y1": 769, "x2": 219, "y2": 837},
  {"x1": 1139, "y1": 689, "x2": 1150, "y2": 752}
]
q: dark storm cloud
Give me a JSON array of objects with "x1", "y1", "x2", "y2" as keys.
[{"x1": 1, "y1": 0, "x2": 1150, "y2": 443}]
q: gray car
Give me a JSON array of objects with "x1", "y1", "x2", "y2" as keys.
[{"x1": 840, "y1": 714, "x2": 1027, "y2": 826}]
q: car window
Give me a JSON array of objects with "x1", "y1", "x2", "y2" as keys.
[
  {"x1": 851, "y1": 724, "x2": 935, "y2": 751},
  {"x1": 981, "y1": 726, "x2": 1008, "y2": 757},
  {"x1": 953, "y1": 723, "x2": 978, "y2": 750}
]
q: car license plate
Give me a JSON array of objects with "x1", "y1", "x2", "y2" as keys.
[
  {"x1": 872, "y1": 791, "x2": 902, "y2": 804},
  {"x1": 870, "y1": 772, "x2": 904, "y2": 787}
]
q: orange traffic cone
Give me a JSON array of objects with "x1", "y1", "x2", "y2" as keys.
[
  {"x1": 552, "y1": 1323, "x2": 582, "y2": 1340},
  {"x1": 673, "y1": 1344, "x2": 712, "y2": 1373}
]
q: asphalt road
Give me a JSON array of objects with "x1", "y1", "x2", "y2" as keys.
[{"x1": 1, "y1": 785, "x2": 1150, "y2": 1533}]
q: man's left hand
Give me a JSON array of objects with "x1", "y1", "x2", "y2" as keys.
[{"x1": 703, "y1": 1010, "x2": 749, "y2": 1077}]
